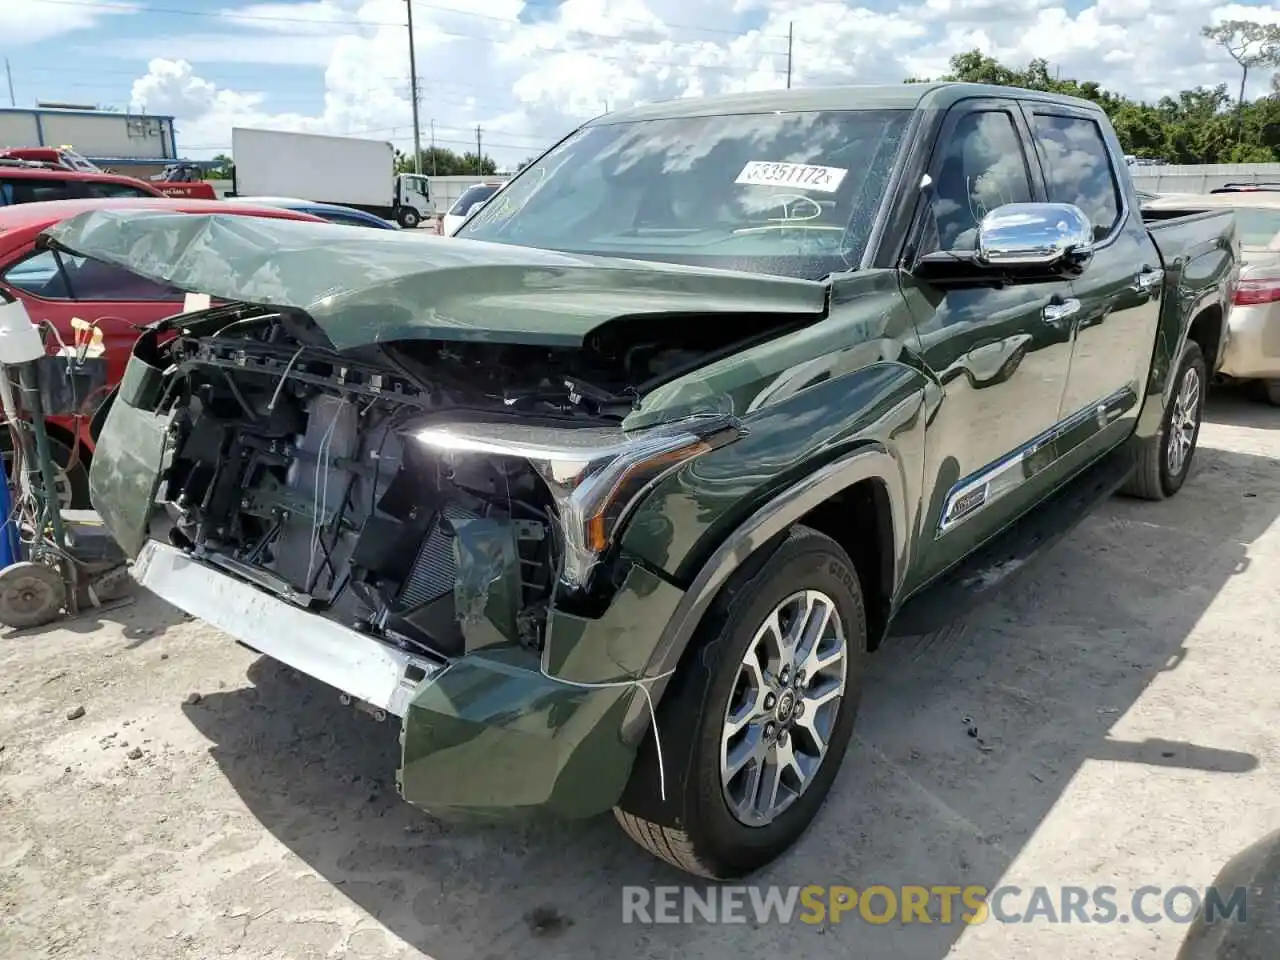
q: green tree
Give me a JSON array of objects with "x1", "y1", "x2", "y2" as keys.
[
  {"x1": 1201, "y1": 20, "x2": 1280, "y2": 141},
  {"x1": 207, "y1": 153, "x2": 234, "y2": 179},
  {"x1": 394, "y1": 146, "x2": 496, "y2": 176}
]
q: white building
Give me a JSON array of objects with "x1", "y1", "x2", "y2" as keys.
[{"x1": 0, "y1": 104, "x2": 178, "y2": 178}]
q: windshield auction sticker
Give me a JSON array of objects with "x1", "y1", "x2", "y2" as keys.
[{"x1": 735, "y1": 161, "x2": 848, "y2": 193}]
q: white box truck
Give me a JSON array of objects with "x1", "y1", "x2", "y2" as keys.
[{"x1": 229, "y1": 128, "x2": 433, "y2": 227}]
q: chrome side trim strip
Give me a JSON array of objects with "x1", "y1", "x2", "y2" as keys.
[{"x1": 936, "y1": 385, "x2": 1135, "y2": 537}]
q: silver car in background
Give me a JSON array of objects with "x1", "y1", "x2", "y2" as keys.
[
  {"x1": 1145, "y1": 188, "x2": 1280, "y2": 405},
  {"x1": 441, "y1": 182, "x2": 506, "y2": 236}
]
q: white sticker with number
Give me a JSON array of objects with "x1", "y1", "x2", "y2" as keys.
[{"x1": 734, "y1": 161, "x2": 848, "y2": 193}]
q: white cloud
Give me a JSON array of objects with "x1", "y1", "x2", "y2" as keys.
[
  {"x1": 105, "y1": 0, "x2": 1280, "y2": 165},
  {"x1": 1, "y1": 0, "x2": 139, "y2": 46}
]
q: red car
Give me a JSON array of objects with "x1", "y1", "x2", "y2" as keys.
[
  {"x1": 0, "y1": 163, "x2": 170, "y2": 204},
  {"x1": 1, "y1": 149, "x2": 219, "y2": 201},
  {"x1": 0, "y1": 197, "x2": 325, "y2": 506}
]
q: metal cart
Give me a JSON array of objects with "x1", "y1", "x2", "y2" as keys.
[{"x1": 0, "y1": 299, "x2": 131, "y2": 628}]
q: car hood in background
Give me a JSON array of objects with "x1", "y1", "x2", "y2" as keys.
[{"x1": 42, "y1": 209, "x2": 829, "y2": 352}]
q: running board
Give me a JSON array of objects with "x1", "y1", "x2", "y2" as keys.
[{"x1": 888, "y1": 445, "x2": 1134, "y2": 637}]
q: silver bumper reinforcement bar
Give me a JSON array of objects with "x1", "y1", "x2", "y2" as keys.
[{"x1": 132, "y1": 541, "x2": 442, "y2": 718}]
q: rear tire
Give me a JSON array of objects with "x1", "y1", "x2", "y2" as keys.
[
  {"x1": 613, "y1": 525, "x2": 867, "y2": 879},
  {"x1": 1264, "y1": 380, "x2": 1280, "y2": 407},
  {"x1": 1120, "y1": 340, "x2": 1205, "y2": 501}
]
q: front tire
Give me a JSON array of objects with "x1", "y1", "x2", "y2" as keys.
[
  {"x1": 397, "y1": 208, "x2": 421, "y2": 228},
  {"x1": 1120, "y1": 340, "x2": 1206, "y2": 501},
  {"x1": 614, "y1": 525, "x2": 867, "y2": 879}
]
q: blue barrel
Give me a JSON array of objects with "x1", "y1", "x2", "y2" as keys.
[{"x1": 0, "y1": 443, "x2": 17, "y2": 569}]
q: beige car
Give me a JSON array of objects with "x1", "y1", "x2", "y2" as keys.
[{"x1": 1144, "y1": 189, "x2": 1280, "y2": 404}]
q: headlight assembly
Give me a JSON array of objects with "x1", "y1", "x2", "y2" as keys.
[{"x1": 415, "y1": 415, "x2": 741, "y2": 590}]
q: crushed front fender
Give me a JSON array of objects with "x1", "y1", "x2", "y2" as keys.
[
  {"x1": 397, "y1": 563, "x2": 687, "y2": 821},
  {"x1": 397, "y1": 647, "x2": 637, "y2": 821}
]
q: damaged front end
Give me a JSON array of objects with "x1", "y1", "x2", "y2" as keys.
[
  {"x1": 93, "y1": 304, "x2": 739, "y2": 816},
  {"x1": 56, "y1": 207, "x2": 837, "y2": 818}
]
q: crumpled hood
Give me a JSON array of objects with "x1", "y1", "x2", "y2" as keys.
[{"x1": 42, "y1": 209, "x2": 830, "y2": 351}]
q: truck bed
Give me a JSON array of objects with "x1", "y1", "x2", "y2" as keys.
[
  {"x1": 1145, "y1": 206, "x2": 1238, "y2": 374},
  {"x1": 1143, "y1": 206, "x2": 1237, "y2": 254}
]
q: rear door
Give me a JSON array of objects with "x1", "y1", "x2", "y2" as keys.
[
  {"x1": 1024, "y1": 106, "x2": 1163, "y2": 446},
  {"x1": 900, "y1": 99, "x2": 1078, "y2": 589}
]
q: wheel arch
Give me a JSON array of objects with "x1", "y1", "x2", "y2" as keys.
[
  {"x1": 1185, "y1": 303, "x2": 1224, "y2": 379},
  {"x1": 620, "y1": 443, "x2": 908, "y2": 744}
]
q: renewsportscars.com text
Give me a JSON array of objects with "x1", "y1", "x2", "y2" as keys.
[{"x1": 621, "y1": 884, "x2": 1248, "y2": 926}]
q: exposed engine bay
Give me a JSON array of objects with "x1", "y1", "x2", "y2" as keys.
[{"x1": 141, "y1": 305, "x2": 753, "y2": 662}]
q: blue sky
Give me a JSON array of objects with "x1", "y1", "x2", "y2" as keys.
[{"x1": 5, "y1": 0, "x2": 1278, "y2": 164}]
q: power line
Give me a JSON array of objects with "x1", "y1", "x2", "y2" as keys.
[
  {"x1": 180, "y1": 129, "x2": 539, "y2": 153},
  {"x1": 37, "y1": 0, "x2": 791, "y2": 47},
  {"x1": 11, "y1": 63, "x2": 551, "y2": 110}
]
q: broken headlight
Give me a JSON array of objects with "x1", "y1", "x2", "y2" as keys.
[{"x1": 415, "y1": 415, "x2": 741, "y2": 590}]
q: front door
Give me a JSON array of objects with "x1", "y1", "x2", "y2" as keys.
[
  {"x1": 901, "y1": 101, "x2": 1077, "y2": 591},
  {"x1": 1025, "y1": 107, "x2": 1163, "y2": 447}
]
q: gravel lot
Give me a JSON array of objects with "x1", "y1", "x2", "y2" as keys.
[{"x1": 2, "y1": 388, "x2": 1277, "y2": 960}]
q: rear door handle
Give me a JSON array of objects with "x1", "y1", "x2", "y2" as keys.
[{"x1": 1043, "y1": 297, "x2": 1081, "y2": 323}]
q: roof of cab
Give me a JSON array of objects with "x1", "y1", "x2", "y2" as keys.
[
  {"x1": 592, "y1": 82, "x2": 1104, "y2": 124},
  {"x1": 0, "y1": 165, "x2": 163, "y2": 186},
  {"x1": 0, "y1": 196, "x2": 323, "y2": 236}
]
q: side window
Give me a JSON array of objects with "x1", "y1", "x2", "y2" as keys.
[
  {"x1": 2, "y1": 249, "x2": 180, "y2": 302},
  {"x1": 0, "y1": 177, "x2": 74, "y2": 204},
  {"x1": 83, "y1": 182, "x2": 153, "y2": 199},
  {"x1": 2, "y1": 250, "x2": 73, "y2": 297},
  {"x1": 1031, "y1": 114, "x2": 1121, "y2": 239},
  {"x1": 921, "y1": 111, "x2": 1034, "y2": 254}
]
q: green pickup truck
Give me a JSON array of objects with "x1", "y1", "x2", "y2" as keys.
[{"x1": 61, "y1": 81, "x2": 1236, "y2": 880}]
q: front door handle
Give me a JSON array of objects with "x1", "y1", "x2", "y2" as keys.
[
  {"x1": 1043, "y1": 297, "x2": 1081, "y2": 323},
  {"x1": 1133, "y1": 266, "x2": 1164, "y2": 294}
]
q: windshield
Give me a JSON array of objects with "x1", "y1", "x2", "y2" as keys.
[
  {"x1": 62, "y1": 150, "x2": 100, "y2": 173},
  {"x1": 449, "y1": 184, "x2": 501, "y2": 216},
  {"x1": 457, "y1": 109, "x2": 911, "y2": 280}
]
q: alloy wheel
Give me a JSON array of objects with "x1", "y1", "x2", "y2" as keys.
[
  {"x1": 720, "y1": 589, "x2": 848, "y2": 827},
  {"x1": 1166, "y1": 364, "x2": 1201, "y2": 477}
]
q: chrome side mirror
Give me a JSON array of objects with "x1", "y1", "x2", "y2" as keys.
[{"x1": 976, "y1": 202, "x2": 1093, "y2": 268}]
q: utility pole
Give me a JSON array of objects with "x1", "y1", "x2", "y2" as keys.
[
  {"x1": 475, "y1": 125, "x2": 482, "y2": 173},
  {"x1": 429, "y1": 119, "x2": 437, "y2": 176},
  {"x1": 786, "y1": 22, "x2": 793, "y2": 89},
  {"x1": 4, "y1": 59, "x2": 14, "y2": 107},
  {"x1": 406, "y1": 0, "x2": 422, "y2": 174}
]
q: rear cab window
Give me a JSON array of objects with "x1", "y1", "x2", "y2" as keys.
[{"x1": 1029, "y1": 113, "x2": 1123, "y2": 241}]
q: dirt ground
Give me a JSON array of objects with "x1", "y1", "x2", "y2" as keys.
[{"x1": 1, "y1": 388, "x2": 1278, "y2": 960}]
